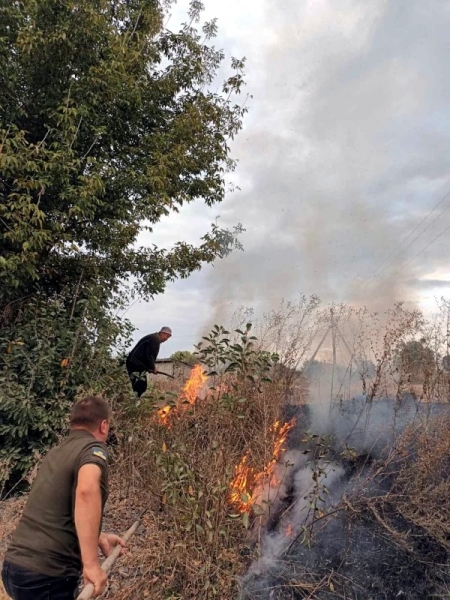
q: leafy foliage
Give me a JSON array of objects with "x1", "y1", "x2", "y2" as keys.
[
  {"x1": 397, "y1": 339, "x2": 435, "y2": 383},
  {"x1": 0, "y1": 292, "x2": 133, "y2": 490},
  {"x1": 0, "y1": 0, "x2": 247, "y2": 486},
  {"x1": 196, "y1": 323, "x2": 278, "y2": 383},
  {"x1": 0, "y1": 0, "x2": 246, "y2": 304},
  {"x1": 170, "y1": 350, "x2": 198, "y2": 366}
]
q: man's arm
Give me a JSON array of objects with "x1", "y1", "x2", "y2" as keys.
[{"x1": 74, "y1": 464, "x2": 107, "y2": 596}]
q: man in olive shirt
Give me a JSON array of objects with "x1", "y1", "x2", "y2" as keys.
[
  {"x1": 2, "y1": 396, "x2": 125, "y2": 599},
  {"x1": 126, "y1": 326, "x2": 172, "y2": 397}
]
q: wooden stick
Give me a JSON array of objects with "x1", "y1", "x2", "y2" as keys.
[
  {"x1": 76, "y1": 520, "x2": 140, "y2": 600},
  {"x1": 158, "y1": 371, "x2": 174, "y2": 379}
]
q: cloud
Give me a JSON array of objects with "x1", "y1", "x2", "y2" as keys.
[
  {"x1": 407, "y1": 278, "x2": 450, "y2": 291},
  {"x1": 131, "y1": 0, "x2": 450, "y2": 344},
  {"x1": 204, "y1": 0, "x2": 450, "y2": 320}
]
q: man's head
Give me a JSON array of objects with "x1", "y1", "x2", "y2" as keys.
[
  {"x1": 158, "y1": 326, "x2": 172, "y2": 343},
  {"x1": 70, "y1": 396, "x2": 111, "y2": 442}
]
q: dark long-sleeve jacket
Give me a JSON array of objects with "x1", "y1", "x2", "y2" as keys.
[{"x1": 126, "y1": 333, "x2": 160, "y2": 372}]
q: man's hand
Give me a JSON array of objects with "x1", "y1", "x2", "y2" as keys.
[
  {"x1": 98, "y1": 532, "x2": 126, "y2": 558},
  {"x1": 83, "y1": 563, "x2": 107, "y2": 597},
  {"x1": 153, "y1": 367, "x2": 158, "y2": 375}
]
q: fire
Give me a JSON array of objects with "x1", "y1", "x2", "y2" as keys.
[
  {"x1": 230, "y1": 418, "x2": 296, "y2": 513},
  {"x1": 180, "y1": 364, "x2": 208, "y2": 405},
  {"x1": 229, "y1": 454, "x2": 253, "y2": 508},
  {"x1": 157, "y1": 364, "x2": 208, "y2": 425},
  {"x1": 157, "y1": 404, "x2": 172, "y2": 424}
]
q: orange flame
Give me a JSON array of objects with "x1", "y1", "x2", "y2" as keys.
[
  {"x1": 229, "y1": 454, "x2": 253, "y2": 508},
  {"x1": 157, "y1": 404, "x2": 172, "y2": 424},
  {"x1": 157, "y1": 364, "x2": 208, "y2": 425},
  {"x1": 180, "y1": 364, "x2": 208, "y2": 405},
  {"x1": 230, "y1": 418, "x2": 296, "y2": 513}
]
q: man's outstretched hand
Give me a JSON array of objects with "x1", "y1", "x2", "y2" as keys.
[{"x1": 98, "y1": 532, "x2": 126, "y2": 558}]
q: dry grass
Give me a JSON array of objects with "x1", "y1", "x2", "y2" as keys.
[
  {"x1": 324, "y1": 411, "x2": 450, "y2": 578},
  {"x1": 105, "y1": 379, "x2": 287, "y2": 599},
  {"x1": 392, "y1": 415, "x2": 450, "y2": 548},
  {"x1": 0, "y1": 374, "x2": 287, "y2": 600},
  {"x1": 1, "y1": 394, "x2": 449, "y2": 599}
]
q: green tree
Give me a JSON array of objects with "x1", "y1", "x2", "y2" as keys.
[
  {"x1": 0, "y1": 0, "x2": 247, "y2": 487},
  {"x1": 171, "y1": 350, "x2": 198, "y2": 365},
  {"x1": 397, "y1": 339, "x2": 435, "y2": 384},
  {"x1": 0, "y1": 0, "x2": 246, "y2": 306}
]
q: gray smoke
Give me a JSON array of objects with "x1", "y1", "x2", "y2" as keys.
[
  {"x1": 239, "y1": 394, "x2": 450, "y2": 599},
  {"x1": 206, "y1": 0, "x2": 450, "y2": 323}
]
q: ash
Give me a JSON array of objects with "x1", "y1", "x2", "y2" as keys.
[{"x1": 239, "y1": 395, "x2": 450, "y2": 599}]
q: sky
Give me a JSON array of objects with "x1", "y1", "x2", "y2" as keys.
[{"x1": 126, "y1": 0, "x2": 450, "y2": 356}]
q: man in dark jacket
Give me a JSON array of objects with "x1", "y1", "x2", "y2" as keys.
[
  {"x1": 126, "y1": 326, "x2": 172, "y2": 397},
  {"x1": 2, "y1": 396, "x2": 125, "y2": 600}
]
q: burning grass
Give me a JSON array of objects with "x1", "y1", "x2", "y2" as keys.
[
  {"x1": 2, "y1": 384, "x2": 450, "y2": 599},
  {"x1": 3, "y1": 304, "x2": 450, "y2": 599},
  {"x1": 107, "y1": 376, "x2": 287, "y2": 599},
  {"x1": 230, "y1": 419, "x2": 296, "y2": 513},
  {"x1": 157, "y1": 364, "x2": 208, "y2": 425},
  {"x1": 239, "y1": 401, "x2": 450, "y2": 600}
]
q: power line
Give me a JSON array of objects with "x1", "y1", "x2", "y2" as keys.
[
  {"x1": 389, "y1": 221, "x2": 450, "y2": 279},
  {"x1": 358, "y1": 187, "x2": 450, "y2": 290},
  {"x1": 353, "y1": 185, "x2": 450, "y2": 291}
]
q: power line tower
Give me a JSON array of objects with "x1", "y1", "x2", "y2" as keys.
[{"x1": 306, "y1": 308, "x2": 358, "y2": 401}]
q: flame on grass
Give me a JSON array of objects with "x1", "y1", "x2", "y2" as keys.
[
  {"x1": 182, "y1": 364, "x2": 208, "y2": 405},
  {"x1": 230, "y1": 419, "x2": 296, "y2": 513},
  {"x1": 157, "y1": 364, "x2": 208, "y2": 425}
]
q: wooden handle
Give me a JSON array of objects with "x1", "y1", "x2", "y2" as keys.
[
  {"x1": 158, "y1": 371, "x2": 174, "y2": 379},
  {"x1": 76, "y1": 520, "x2": 140, "y2": 600}
]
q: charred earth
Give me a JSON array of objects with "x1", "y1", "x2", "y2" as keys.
[{"x1": 240, "y1": 396, "x2": 450, "y2": 599}]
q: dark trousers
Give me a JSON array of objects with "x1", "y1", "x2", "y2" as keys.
[
  {"x1": 126, "y1": 360, "x2": 148, "y2": 397},
  {"x1": 1, "y1": 560, "x2": 79, "y2": 600}
]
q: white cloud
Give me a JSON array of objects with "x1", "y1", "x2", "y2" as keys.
[{"x1": 129, "y1": 0, "x2": 450, "y2": 348}]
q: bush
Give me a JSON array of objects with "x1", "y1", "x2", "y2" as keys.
[
  {"x1": 108, "y1": 324, "x2": 286, "y2": 599},
  {"x1": 0, "y1": 291, "x2": 132, "y2": 492}
]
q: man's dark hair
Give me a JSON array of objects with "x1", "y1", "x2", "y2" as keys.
[{"x1": 70, "y1": 396, "x2": 111, "y2": 429}]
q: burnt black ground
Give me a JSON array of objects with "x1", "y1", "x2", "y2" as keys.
[{"x1": 239, "y1": 396, "x2": 450, "y2": 599}]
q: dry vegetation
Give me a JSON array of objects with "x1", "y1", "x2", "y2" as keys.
[
  {"x1": 2, "y1": 300, "x2": 450, "y2": 599},
  {"x1": 105, "y1": 377, "x2": 287, "y2": 599},
  {"x1": 0, "y1": 376, "x2": 289, "y2": 599}
]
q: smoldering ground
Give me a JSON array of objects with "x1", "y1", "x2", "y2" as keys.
[{"x1": 239, "y1": 395, "x2": 450, "y2": 599}]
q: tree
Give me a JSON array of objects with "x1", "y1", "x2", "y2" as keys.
[
  {"x1": 0, "y1": 0, "x2": 247, "y2": 487},
  {"x1": 397, "y1": 339, "x2": 435, "y2": 384},
  {"x1": 0, "y1": 0, "x2": 246, "y2": 308},
  {"x1": 171, "y1": 350, "x2": 198, "y2": 366}
]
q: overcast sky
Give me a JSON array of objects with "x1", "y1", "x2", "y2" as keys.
[{"x1": 127, "y1": 0, "x2": 450, "y2": 356}]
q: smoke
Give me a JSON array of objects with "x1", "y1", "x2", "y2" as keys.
[
  {"x1": 206, "y1": 0, "x2": 450, "y2": 324},
  {"x1": 239, "y1": 393, "x2": 450, "y2": 599}
]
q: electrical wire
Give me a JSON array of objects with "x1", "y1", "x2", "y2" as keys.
[
  {"x1": 354, "y1": 186, "x2": 450, "y2": 291},
  {"x1": 388, "y1": 221, "x2": 450, "y2": 279}
]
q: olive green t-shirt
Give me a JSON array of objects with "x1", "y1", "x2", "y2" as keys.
[{"x1": 5, "y1": 429, "x2": 109, "y2": 577}]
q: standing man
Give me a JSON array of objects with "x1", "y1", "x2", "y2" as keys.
[
  {"x1": 126, "y1": 327, "x2": 172, "y2": 397},
  {"x1": 2, "y1": 396, "x2": 125, "y2": 600}
]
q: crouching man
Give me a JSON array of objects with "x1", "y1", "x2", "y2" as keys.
[{"x1": 2, "y1": 396, "x2": 125, "y2": 600}]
